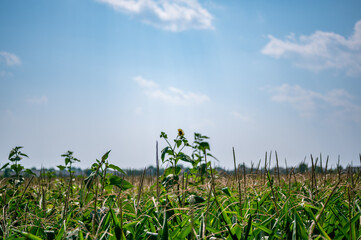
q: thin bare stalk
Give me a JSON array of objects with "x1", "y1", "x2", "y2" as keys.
[
  {"x1": 275, "y1": 151, "x2": 280, "y2": 187},
  {"x1": 268, "y1": 150, "x2": 272, "y2": 172},
  {"x1": 243, "y1": 162, "x2": 246, "y2": 204},
  {"x1": 232, "y1": 148, "x2": 242, "y2": 217},
  {"x1": 209, "y1": 164, "x2": 237, "y2": 240},
  {"x1": 264, "y1": 152, "x2": 267, "y2": 186},
  {"x1": 266, "y1": 169, "x2": 279, "y2": 214},
  {"x1": 136, "y1": 168, "x2": 146, "y2": 215},
  {"x1": 256, "y1": 159, "x2": 261, "y2": 176},
  {"x1": 92, "y1": 177, "x2": 99, "y2": 236},
  {"x1": 14, "y1": 176, "x2": 34, "y2": 215},
  {"x1": 337, "y1": 155, "x2": 341, "y2": 181},
  {"x1": 232, "y1": 147, "x2": 237, "y2": 184},
  {"x1": 203, "y1": 179, "x2": 212, "y2": 239},
  {"x1": 308, "y1": 180, "x2": 340, "y2": 238},
  {"x1": 156, "y1": 141, "x2": 160, "y2": 203},
  {"x1": 310, "y1": 154, "x2": 315, "y2": 196},
  {"x1": 324, "y1": 155, "x2": 329, "y2": 187},
  {"x1": 288, "y1": 168, "x2": 295, "y2": 196}
]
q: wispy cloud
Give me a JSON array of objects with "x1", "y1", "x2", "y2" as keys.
[
  {"x1": 134, "y1": 75, "x2": 210, "y2": 105},
  {"x1": 134, "y1": 106, "x2": 143, "y2": 115},
  {"x1": 262, "y1": 20, "x2": 361, "y2": 76},
  {"x1": 230, "y1": 111, "x2": 250, "y2": 122},
  {"x1": 97, "y1": 0, "x2": 214, "y2": 31},
  {"x1": 0, "y1": 51, "x2": 21, "y2": 66},
  {"x1": 0, "y1": 71, "x2": 13, "y2": 78},
  {"x1": 269, "y1": 84, "x2": 361, "y2": 122},
  {"x1": 134, "y1": 75, "x2": 158, "y2": 88},
  {"x1": 190, "y1": 118, "x2": 215, "y2": 130},
  {"x1": 26, "y1": 96, "x2": 48, "y2": 105}
]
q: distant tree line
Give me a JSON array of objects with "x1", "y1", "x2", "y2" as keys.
[{"x1": 1, "y1": 162, "x2": 359, "y2": 177}]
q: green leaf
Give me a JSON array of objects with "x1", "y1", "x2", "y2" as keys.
[
  {"x1": 243, "y1": 215, "x2": 252, "y2": 240},
  {"x1": 12, "y1": 229, "x2": 42, "y2": 240},
  {"x1": 252, "y1": 222, "x2": 272, "y2": 235},
  {"x1": 11, "y1": 164, "x2": 24, "y2": 173},
  {"x1": 0, "y1": 163, "x2": 9, "y2": 171},
  {"x1": 293, "y1": 209, "x2": 309, "y2": 240},
  {"x1": 198, "y1": 163, "x2": 209, "y2": 174},
  {"x1": 176, "y1": 223, "x2": 192, "y2": 239},
  {"x1": 84, "y1": 172, "x2": 96, "y2": 189},
  {"x1": 161, "y1": 210, "x2": 169, "y2": 240},
  {"x1": 174, "y1": 139, "x2": 182, "y2": 148},
  {"x1": 292, "y1": 212, "x2": 297, "y2": 240},
  {"x1": 187, "y1": 195, "x2": 205, "y2": 204},
  {"x1": 91, "y1": 162, "x2": 99, "y2": 171},
  {"x1": 55, "y1": 223, "x2": 65, "y2": 240},
  {"x1": 218, "y1": 200, "x2": 237, "y2": 238},
  {"x1": 24, "y1": 168, "x2": 36, "y2": 176},
  {"x1": 110, "y1": 207, "x2": 122, "y2": 240},
  {"x1": 207, "y1": 153, "x2": 219, "y2": 161},
  {"x1": 178, "y1": 153, "x2": 194, "y2": 164},
  {"x1": 161, "y1": 174, "x2": 179, "y2": 188},
  {"x1": 164, "y1": 167, "x2": 181, "y2": 176},
  {"x1": 57, "y1": 165, "x2": 66, "y2": 171},
  {"x1": 108, "y1": 175, "x2": 133, "y2": 190},
  {"x1": 8, "y1": 149, "x2": 16, "y2": 160},
  {"x1": 233, "y1": 224, "x2": 243, "y2": 239},
  {"x1": 222, "y1": 187, "x2": 231, "y2": 197},
  {"x1": 44, "y1": 230, "x2": 55, "y2": 240},
  {"x1": 258, "y1": 191, "x2": 270, "y2": 206},
  {"x1": 108, "y1": 164, "x2": 126, "y2": 175},
  {"x1": 102, "y1": 150, "x2": 111, "y2": 162},
  {"x1": 19, "y1": 153, "x2": 29, "y2": 158},
  {"x1": 161, "y1": 146, "x2": 170, "y2": 162},
  {"x1": 146, "y1": 232, "x2": 158, "y2": 240},
  {"x1": 78, "y1": 231, "x2": 84, "y2": 240},
  {"x1": 160, "y1": 132, "x2": 168, "y2": 139},
  {"x1": 61, "y1": 150, "x2": 73, "y2": 157},
  {"x1": 199, "y1": 142, "x2": 210, "y2": 151}
]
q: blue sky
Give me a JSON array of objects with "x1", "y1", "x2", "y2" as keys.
[{"x1": 1, "y1": 0, "x2": 361, "y2": 169}]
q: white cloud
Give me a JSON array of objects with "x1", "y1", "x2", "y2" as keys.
[
  {"x1": 134, "y1": 106, "x2": 143, "y2": 115},
  {"x1": 0, "y1": 71, "x2": 13, "y2": 77},
  {"x1": 26, "y1": 96, "x2": 48, "y2": 105},
  {"x1": 134, "y1": 75, "x2": 210, "y2": 105},
  {"x1": 262, "y1": 20, "x2": 361, "y2": 76},
  {"x1": 97, "y1": 0, "x2": 214, "y2": 31},
  {"x1": 269, "y1": 84, "x2": 361, "y2": 122},
  {"x1": 230, "y1": 111, "x2": 250, "y2": 122},
  {"x1": 134, "y1": 75, "x2": 158, "y2": 88},
  {"x1": 0, "y1": 51, "x2": 21, "y2": 66},
  {"x1": 190, "y1": 118, "x2": 215, "y2": 130}
]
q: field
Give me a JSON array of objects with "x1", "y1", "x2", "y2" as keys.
[{"x1": 1, "y1": 132, "x2": 360, "y2": 239}]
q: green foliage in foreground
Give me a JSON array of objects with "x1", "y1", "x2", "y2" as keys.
[{"x1": 0, "y1": 131, "x2": 360, "y2": 239}]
